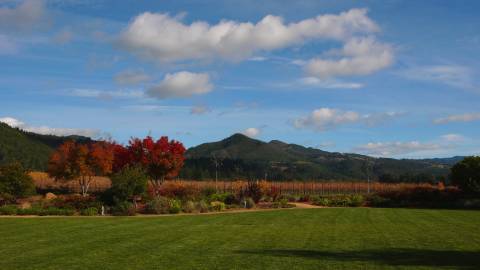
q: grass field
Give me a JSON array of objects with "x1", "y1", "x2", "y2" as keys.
[{"x1": 1, "y1": 208, "x2": 479, "y2": 270}]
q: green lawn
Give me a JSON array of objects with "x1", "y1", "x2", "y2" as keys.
[{"x1": 0, "y1": 208, "x2": 479, "y2": 270}]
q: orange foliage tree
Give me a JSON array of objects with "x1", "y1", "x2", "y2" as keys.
[
  {"x1": 47, "y1": 141, "x2": 114, "y2": 196},
  {"x1": 114, "y1": 136, "x2": 186, "y2": 194}
]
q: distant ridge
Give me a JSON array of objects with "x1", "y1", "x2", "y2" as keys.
[
  {"x1": 0, "y1": 122, "x2": 92, "y2": 170},
  {"x1": 0, "y1": 127, "x2": 465, "y2": 181},
  {"x1": 181, "y1": 133, "x2": 461, "y2": 181}
]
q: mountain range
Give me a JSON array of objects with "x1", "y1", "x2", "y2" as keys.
[
  {"x1": 0, "y1": 123, "x2": 463, "y2": 181},
  {"x1": 181, "y1": 133, "x2": 459, "y2": 182}
]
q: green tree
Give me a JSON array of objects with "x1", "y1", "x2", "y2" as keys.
[
  {"x1": 451, "y1": 156, "x2": 480, "y2": 195},
  {"x1": 0, "y1": 162, "x2": 35, "y2": 200},
  {"x1": 110, "y1": 166, "x2": 148, "y2": 205}
]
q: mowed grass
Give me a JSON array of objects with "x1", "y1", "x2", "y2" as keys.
[{"x1": 1, "y1": 208, "x2": 479, "y2": 270}]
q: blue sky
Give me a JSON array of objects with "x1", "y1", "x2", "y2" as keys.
[{"x1": 1, "y1": 0, "x2": 479, "y2": 158}]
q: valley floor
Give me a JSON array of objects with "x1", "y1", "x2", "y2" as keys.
[{"x1": 0, "y1": 208, "x2": 479, "y2": 270}]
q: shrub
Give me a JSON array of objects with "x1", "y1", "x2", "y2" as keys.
[
  {"x1": 245, "y1": 182, "x2": 263, "y2": 203},
  {"x1": 109, "y1": 166, "x2": 148, "y2": 203},
  {"x1": 182, "y1": 201, "x2": 196, "y2": 213},
  {"x1": 459, "y1": 199, "x2": 480, "y2": 209},
  {"x1": 367, "y1": 194, "x2": 392, "y2": 207},
  {"x1": 272, "y1": 198, "x2": 293, "y2": 208},
  {"x1": 14, "y1": 206, "x2": 75, "y2": 216},
  {"x1": 52, "y1": 195, "x2": 102, "y2": 210},
  {"x1": 196, "y1": 200, "x2": 209, "y2": 213},
  {"x1": 169, "y1": 199, "x2": 181, "y2": 214},
  {"x1": 209, "y1": 193, "x2": 237, "y2": 204},
  {"x1": 312, "y1": 197, "x2": 331, "y2": 207},
  {"x1": 145, "y1": 197, "x2": 181, "y2": 214},
  {"x1": 298, "y1": 194, "x2": 311, "y2": 202},
  {"x1": 145, "y1": 197, "x2": 170, "y2": 214},
  {"x1": 277, "y1": 194, "x2": 297, "y2": 202},
  {"x1": 369, "y1": 186, "x2": 463, "y2": 208},
  {"x1": 112, "y1": 201, "x2": 136, "y2": 216},
  {"x1": 348, "y1": 194, "x2": 365, "y2": 207},
  {"x1": 451, "y1": 156, "x2": 480, "y2": 195},
  {"x1": 0, "y1": 205, "x2": 18, "y2": 215},
  {"x1": 210, "y1": 201, "x2": 226, "y2": 211},
  {"x1": 81, "y1": 207, "x2": 98, "y2": 216},
  {"x1": 244, "y1": 197, "x2": 255, "y2": 209},
  {"x1": 0, "y1": 162, "x2": 35, "y2": 199},
  {"x1": 40, "y1": 207, "x2": 75, "y2": 216}
]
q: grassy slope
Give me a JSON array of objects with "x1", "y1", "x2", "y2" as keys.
[{"x1": 0, "y1": 208, "x2": 479, "y2": 270}]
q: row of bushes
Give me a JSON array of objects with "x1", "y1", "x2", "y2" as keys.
[
  {"x1": 111, "y1": 196, "x2": 259, "y2": 216},
  {"x1": 311, "y1": 194, "x2": 365, "y2": 207},
  {"x1": 0, "y1": 205, "x2": 76, "y2": 216},
  {"x1": 367, "y1": 186, "x2": 480, "y2": 209}
]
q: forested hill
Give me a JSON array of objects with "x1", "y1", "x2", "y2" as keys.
[
  {"x1": 0, "y1": 122, "x2": 92, "y2": 170},
  {"x1": 0, "y1": 125, "x2": 463, "y2": 182},
  {"x1": 181, "y1": 133, "x2": 459, "y2": 182}
]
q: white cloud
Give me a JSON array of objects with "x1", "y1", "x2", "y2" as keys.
[
  {"x1": 306, "y1": 37, "x2": 394, "y2": 79},
  {"x1": 242, "y1": 127, "x2": 261, "y2": 138},
  {"x1": 69, "y1": 88, "x2": 144, "y2": 99},
  {"x1": 0, "y1": 0, "x2": 48, "y2": 32},
  {"x1": 402, "y1": 65, "x2": 474, "y2": 90},
  {"x1": 293, "y1": 108, "x2": 400, "y2": 131},
  {"x1": 299, "y1": 77, "x2": 364, "y2": 89},
  {"x1": 0, "y1": 116, "x2": 24, "y2": 127},
  {"x1": 147, "y1": 71, "x2": 213, "y2": 99},
  {"x1": 441, "y1": 134, "x2": 465, "y2": 143},
  {"x1": 353, "y1": 141, "x2": 441, "y2": 157},
  {"x1": 123, "y1": 105, "x2": 185, "y2": 112},
  {"x1": 190, "y1": 105, "x2": 210, "y2": 115},
  {"x1": 434, "y1": 112, "x2": 480, "y2": 124},
  {"x1": 0, "y1": 116, "x2": 99, "y2": 137},
  {"x1": 248, "y1": 56, "x2": 267, "y2": 62},
  {"x1": 118, "y1": 8, "x2": 379, "y2": 63},
  {"x1": 294, "y1": 108, "x2": 359, "y2": 131},
  {"x1": 114, "y1": 70, "x2": 151, "y2": 85}
]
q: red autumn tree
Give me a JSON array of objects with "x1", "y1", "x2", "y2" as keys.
[
  {"x1": 114, "y1": 136, "x2": 186, "y2": 192},
  {"x1": 48, "y1": 141, "x2": 114, "y2": 196}
]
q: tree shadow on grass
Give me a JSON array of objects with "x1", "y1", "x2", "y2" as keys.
[{"x1": 236, "y1": 248, "x2": 480, "y2": 269}]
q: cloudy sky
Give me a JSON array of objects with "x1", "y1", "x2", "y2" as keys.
[{"x1": 1, "y1": 0, "x2": 479, "y2": 158}]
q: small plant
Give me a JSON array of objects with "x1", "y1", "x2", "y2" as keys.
[
  {"x1": 208, "y1": 192, "x2": 237, "y2": 205},
  {"x1": 272, "y1": 198, "x2": 294, "y2": 208},
  {"x1": 196, "y1": 200, "x2": 209, "y2": 213},
  {"x1": 169, "y1": 199, "x2": 181, "y2": 214},
  {"x1": 145, "y1": 197, "x2": 170, "y2": 214},
  {"x1": 182, "y1": 201, "x2": 196, "y2": 213},
  {"x1": 112, "y1": 201, "x2": 136, "y2": 216},
  {"x1": 145, "y1": 197, "x2": 181, "y2": 214},
  {"x1": 81, "y1": 207, "x2": 98, "y2": 216},
  {"x1": 348, "y1": 194, "x2": 364, "y2": 207},
  {"x1": 367, "y1": 195, "x2": 391, "y2": 207},
  {"x1": 244, "y1": 197, "x2": 255, "y2": 209},
  {"x1": 210, "y1": 201, "x2": 226, "y2": 211},
  {"x1": 0, "y1": 205, "x2": 18, "y2": 215},
  {"x1": 312, "y1": 197, "x2": 331, "y2": 207}
]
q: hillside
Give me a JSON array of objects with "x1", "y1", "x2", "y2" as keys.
[
  {"x1": 0, "y1": 126, "x2": 462, "y2": 181},
  {"x1": 0, "y1": 122, "x2": 92, "y2": 170},
  {"x1": 181, "y1": 133, "x2": 456, "y2": 182}
]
